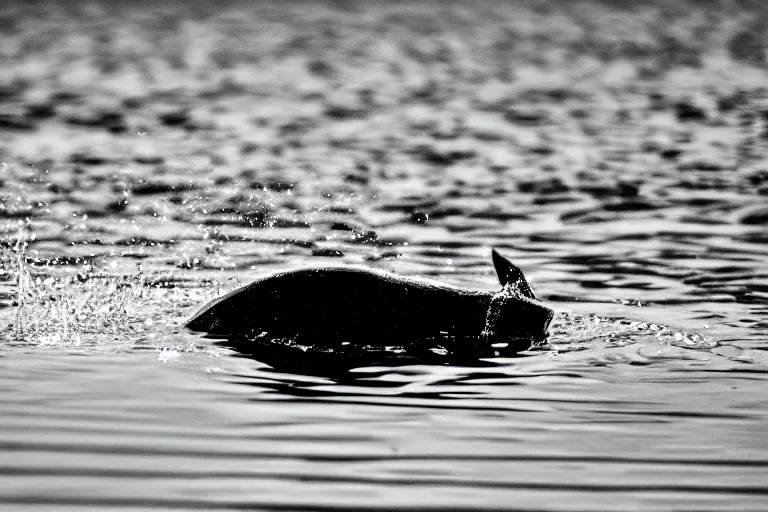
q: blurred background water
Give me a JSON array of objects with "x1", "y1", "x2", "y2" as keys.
[{"x1": 0, "y1": 1, "x2": 767, "y2": 510}]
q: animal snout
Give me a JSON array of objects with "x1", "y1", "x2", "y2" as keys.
[{"x1": 482, "y1": 292, "x2": 553, "y2": 346}]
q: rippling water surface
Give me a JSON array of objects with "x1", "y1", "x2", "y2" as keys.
[{"x1": 1, "y1": 1, "x2": 767, "y2": 510}]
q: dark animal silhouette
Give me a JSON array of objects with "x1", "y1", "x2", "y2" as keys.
[{"x1": 186, "y1": 250, "x2": 553, "y2": 369}]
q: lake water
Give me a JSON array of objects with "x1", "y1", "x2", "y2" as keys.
[{"x1": 1, "y1": 1, "x2": 767, "y2": 510}]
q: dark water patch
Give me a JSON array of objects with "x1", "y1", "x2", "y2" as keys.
[
  {"x1": 377, "y1": 198, "x2": 440, "y2": 213},
  {"x1": 467, "y1": 208, "x2": 529, "y2": 221},
  {"x1": 413, "y1": 143, "x2": 476, "y2": 166},
  {"x1": 24, "y1": 99, "x2": 56, "y2": 119},
  {"x1": 532, "y1": 193, "x2": 579, "y2": 205},
  {"x1": 63, "y1": 107, "x2": 125, "y2": 132},
  {"x1": 157, "y1": 107, "x2": 190, "y2": 127},
  {"x1": 0, "y1": 82, "x2": 23, "y2": 101},
  {"x1": 129, "y1": 178, "x2": 199, "y2": 195},
  {"x1": 0, "y1": 105, "x2": 36, "y2": 130},
  {"x1": 738, "y1": 206, "x2": 768, "y2": 225},
  {"x1": 674, "y1": 100, "x2": 708, "y2": 122},
  {"x1": 312, "y1": 248, "x2": 344, "y2": 257},
  {"x1": 601, "y1": 198, "x2": 663, "y2": 211},
  {"x1": 678, "y1": 159, "x2": 736, "y2": 173},
  {"x1": 577, "y1": 181, "x2": 639, "y2": 198},
  {"x1": 504, "y1": 105, "x2": 551, "y2": 125}
]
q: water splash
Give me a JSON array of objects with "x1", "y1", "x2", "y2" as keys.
[
  {"x1": 539, "y1": 311, "x2": 716, "y2": 355},
  {"x1": 1, "y1": 242, "x2": 205, "y2": 347}
]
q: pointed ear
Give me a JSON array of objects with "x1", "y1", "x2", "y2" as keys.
[{"x1": 492, "y1": 249, "x2": 536, "y2": 300}]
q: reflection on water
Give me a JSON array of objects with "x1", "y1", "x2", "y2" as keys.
[
  {"x1": 3, "y1": 349, "x2": 768, "y2": 510},
  {"x1": 1, "y1": 0, "x2": 768, "y2": 510}
]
